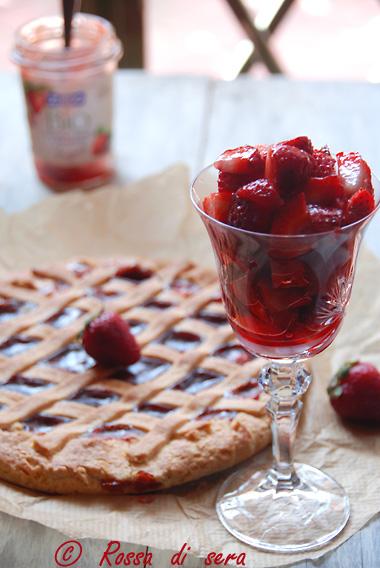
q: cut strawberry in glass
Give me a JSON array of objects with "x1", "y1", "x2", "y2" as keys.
[
  {"x1": 228, "y1": 194, "x2": 273, "y2": 232},
  {"x1": 271, "y1": 259, "x2": 310, "y2": 289},
  {"x1": 303, "y1": 175, "x2": 345, "y2": 206},
  {"x1": 305, "y1": 205, "x2": 343, "y2": 233},
  {"x1": 258, "y1": 280, "x2": 313, "y2": 312},
  {"x1": 310, "y1": 147, "x2": 336, "y2": 177},
  {"x1": 218, "y1": 171, "x2": 253, "y2": 193},
  {"x1": 236, "y1": 179, "x2": 283, "y2": 213},
  {"x1": 271, "y1": 192, "x2": 308, "y2": 235},
  {"x1": 203, "y1": 192, "x2": 233, "y2": 223},
  {"x1": 344, "y1": 188, "x2": 375, "y2": 225},
  {"x1": 282, "y1": 136, "x2": 313, "y2": 155},
  {"x1": 265, "y1": 144, "x2": 312, "y2": 195},
  {"x1": 214, "y1": 145, "x2": 265, "y2": 176},
  {"x1": 337, "y1": 152, "x2": 373, "y2": 196}
]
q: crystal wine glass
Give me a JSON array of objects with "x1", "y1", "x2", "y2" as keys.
[{"x1": 191, "y1": 165, "x2": 379, "y2": 552}]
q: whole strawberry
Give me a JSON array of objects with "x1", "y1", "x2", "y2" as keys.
[
  {"x1": 82, "y1": 312, "x2": 141, "y2": 367},
  {"x1": 328, "y1": 361, "x2": 380, "y2": 424}
]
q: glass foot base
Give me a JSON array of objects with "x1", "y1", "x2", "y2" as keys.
[{"x1": 216, "y1": 462, "x2": 350, "y2": 553}]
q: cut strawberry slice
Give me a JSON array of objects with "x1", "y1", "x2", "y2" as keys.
[
  {"x1": 311, "y1": 147, "x2": 336, "y2": 177},
  {"x1": 228, "y1": 194, "x2": 273, "y2": 232},
  {"x1": 271, "y1": 192, "x2": 308, "y2": 235},
  {"x1": 218, "y1": 171, "x2": 252, "y2": 193},
  {"x1": 303, "y1": 175, "x2": 345, "y2": 206},
  {"x1": 214, "y1": 145, "x2": 265, "y2": 177},
  {"x1": 271, "y1": 259, "x2": 310, "y2": 289},
  {"x1": 344, "y1": 188, "x2": 375, "y2": 225},
  {"x1": 337, "y1": 152, "x2": 373, "y2": 196},
  {"x1": 265, "y1": 143, "x2": 312, "y2": 195},
  {"x1": 305, "y1": 205, "x2": 343, "y2": 233},
  {"x1": 282, "y1": 136, "x2": 313, "y2": 155},
  {"x1": 236, "y1": 179, "x2": 283, "y2": 212},
  {"x1": 202, "y1": 192, "x2": 233, "y2": 223}
]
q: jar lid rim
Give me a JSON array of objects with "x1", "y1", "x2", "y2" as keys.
[{"x1": 11, "y1": 13, "x2": 123, "y2": 70}]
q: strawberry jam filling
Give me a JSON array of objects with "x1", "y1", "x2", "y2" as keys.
[
  {"x1": 101, "y1": 470, "x2": 161, "y2": 493},
  {"x1": 23, "y1": 413, "x2": 72, "y2": 433},
  {"x1": 213, "y1": 342, "x2": 253, "y2": 364},
  {"x1": 116, "y1": 265, "x2": 153, "y2": 282},
  {"x1": 197, "y1": 409, "x2": 238, "y2": 421},
  {"x1": 110, "y1": 356, "x2": 170, "y2": 384},
  {"x1": 88, "y1": 287, "x2": 122, "y2": 301},
  {"x1": 137, "y1": 402, "x2": 176, "y2": 417},
  {"x1": 71, "y1": 387, "x2": 120, "y2": 407},
  {"x1": 173, "y1": 369, "x2": 224, "y2": 394},
  {"x1": 89, "y1": 422, "x2": 145, "y2": 440},
  {"x1": 42, "y1": 342, "x2": 95, "y2": 373},
  {"x1": 144, "y1": 298, "x2": 173, "y2": 310},
  {"x1": 0, "y1": 336, "x2": 39, "y2": 357},
  {"x1": 0, "y1": 298, "x2": 36, "y2": 322},
  {"x1": 195, "y1": 306, "x2": 227, "y2": 326},
  {"x1": 126, "y1": 319, "x2": 147, "y2": 335},
  {"x1": 170, "y1": 278, "x2": 200, "y2": 296},
  {"x1": 46, "y1": 307, "x2": 84, "y2": 328},
  {"x1": 159, "y1": 330, "x2": 201, "y2": 352},
  {"x1": 0, "y1": 374, "x2": 53, "y2": 395},
  {"x1": 66, "y1": 261, "x2": 92, "y2": 277},
  {"x1": 229, "y1": 379, "x2": 261, "y2": 399}
]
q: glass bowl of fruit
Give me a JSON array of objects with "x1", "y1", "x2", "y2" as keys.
[{"x1": 191, "y1": 136, "x2": 379, "y2": 552}]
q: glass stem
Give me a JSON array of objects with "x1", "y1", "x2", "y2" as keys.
[{"x1": 260, "y1": 361, "x2": 312, "y2": 490}]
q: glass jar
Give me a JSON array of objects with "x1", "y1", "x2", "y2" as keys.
[{"x1": 11, "y1": 14, "x2": 123, "y2": 191}]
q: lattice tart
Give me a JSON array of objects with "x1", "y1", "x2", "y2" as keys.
[{"x1": 0, "y1": 257, "x2": 271, "y2": 494}]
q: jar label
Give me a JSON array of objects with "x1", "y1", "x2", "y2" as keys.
[{"x1": 22, "y1": 73, "x2": 113, "y2": 166}]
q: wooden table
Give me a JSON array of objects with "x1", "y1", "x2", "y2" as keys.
[{"x1": 0, "y1": 70, "x2": 379, "y2": 567}]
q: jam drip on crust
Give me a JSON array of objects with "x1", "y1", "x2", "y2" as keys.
[{"x1": 101, "y1": 470, "x2": 161, "y2": 493}]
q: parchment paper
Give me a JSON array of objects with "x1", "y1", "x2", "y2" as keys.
[{"x1": 0, "y1": 164, "x2": 379, "y2": 567}]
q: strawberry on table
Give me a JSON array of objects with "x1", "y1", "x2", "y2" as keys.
[
  {"x1": 203, "y1": 192, "x2": 233, "y2": 223},
  {"x1": 328, "y1": 361, "x2": 380, "y2": 424},
  {"x1": 344, "y1": 188, "x2": 375, "y2": 225},
  {"x1": 214, "y1": 145, "x2": 265, "y2": 177},
  {"x1": 337, "y1": 151, "x2": 373, "y2": 196},
  {"x1": 82, "y1": 311, "x2": 141, "y2": 366},
  {"x1": 265, "y1": 143, "x2": 312, "y2": 195}
]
